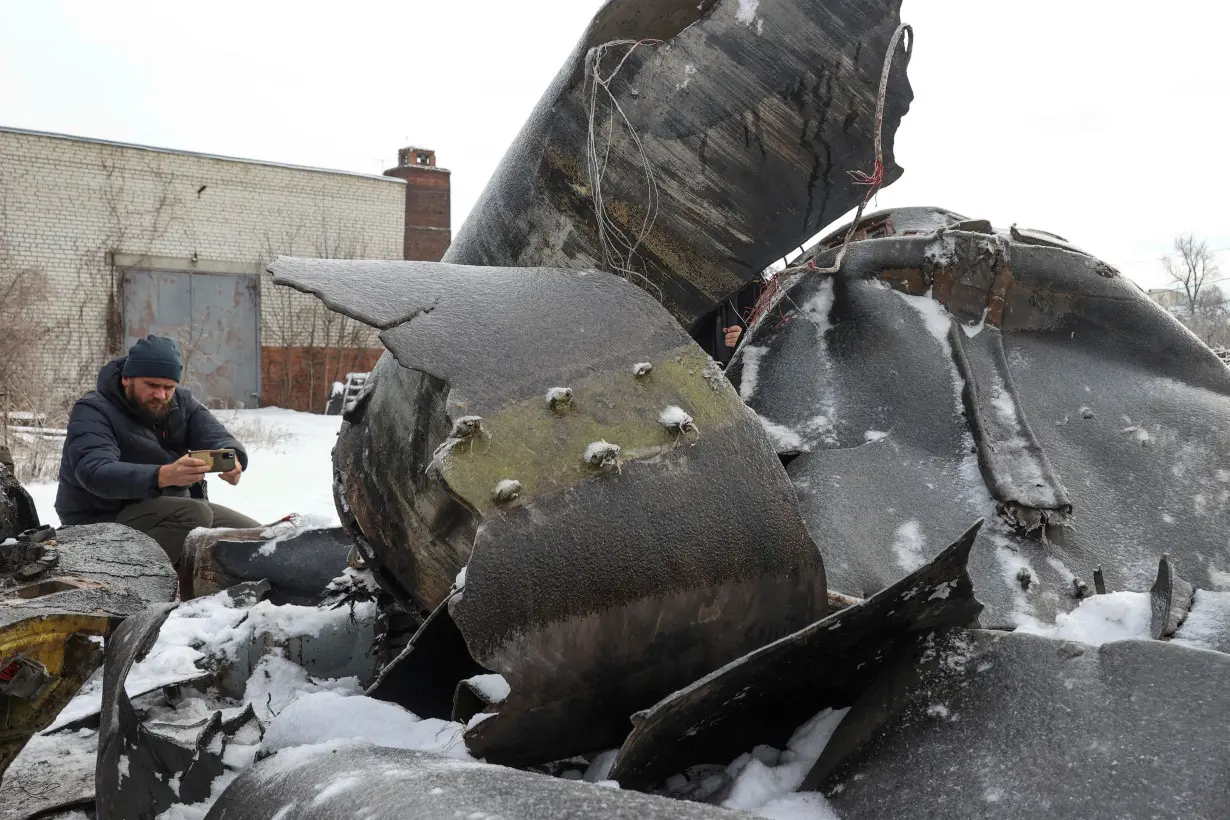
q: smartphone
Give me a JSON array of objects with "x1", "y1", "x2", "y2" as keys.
[{"x1": 188, "y1": 448, "x2": 237, "y2": 473}]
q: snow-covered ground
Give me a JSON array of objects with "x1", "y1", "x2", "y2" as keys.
[{"x1": 12, "y1": 408, "x2": 1229, "y2": 819}]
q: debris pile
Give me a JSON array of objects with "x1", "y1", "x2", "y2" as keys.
[{"x1": 2, "y1": 0, "x2": 1228, "y2": 817}]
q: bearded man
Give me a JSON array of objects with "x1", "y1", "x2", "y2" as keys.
[{"x1": 54, "y1": 335, "x2": 260, "y2": 565}]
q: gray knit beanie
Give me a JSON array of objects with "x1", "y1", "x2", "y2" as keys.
[{"x1": 122, "y1": 335, "x2": 183, "y2": 382}]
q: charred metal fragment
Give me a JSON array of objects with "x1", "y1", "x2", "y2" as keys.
[
  {"x1": 0, "y1": 459, "x2": 39, "y2": 542},
  {"x1": 1149, "y1": 554, "x2": 1194, "y2": 639},
  {"x1": 804, "y1": 629, "x2": 1230, "y2": 818},
  {"x1": 729, "y1": 208, "x2": 1230, "y2": 626},
  {"x1": 948, "y1": 323, "x2": 1072, "y2": 531},
  {"x1": 2, "y1": 524, "x2": 176, "y2": 781},
  {"x1": 445, "y1": 0, "x2": 913, "y2": 330},
  {"x1": 607, "y1": 519, "x2": 983, "y2": 790},
  {"x1": 96, "y1": 605, "x2": 263, "y2": 820},
  {"x1": 180, "y1": 520, "x2": 355, "y2": 605},
  {"x1": 203, "y1": 744, "x2": 753, "y2": 820},
  {"x1": 272, "y1": 257, "x2": 827, "y2": 766},
  {"x1": 366, "y1": 591, "x2": 486, "y2": 722}
]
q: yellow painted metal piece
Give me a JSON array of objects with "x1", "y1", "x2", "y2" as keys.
[
  {"x1": 1, "y1": 612, "x2": 112, "y2": 778},
  {"x1": 441, "y1": 345, "x2": 739, "y2": 513}
]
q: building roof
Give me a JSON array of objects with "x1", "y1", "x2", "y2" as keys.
[{"x1": 0, "y1": 124, "x2": 406, "y2": 184}]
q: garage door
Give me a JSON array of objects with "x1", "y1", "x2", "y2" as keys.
[{"x1": 120, "y1": 268, "x2": 260, "y2": 408}]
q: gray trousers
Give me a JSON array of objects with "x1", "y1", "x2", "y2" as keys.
[{"x1": 117, "y1": 496, "x2": 261, "y2": 566}]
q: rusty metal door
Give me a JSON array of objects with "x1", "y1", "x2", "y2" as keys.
[{"x1": 120, "y1": 269, "x2": 260, "y2": 408}]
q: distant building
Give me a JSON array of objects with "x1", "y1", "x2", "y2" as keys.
[
  {"x1": 1146, "y1": 288, "x2": 1185, "y2": 313},
  {"x1": 0, "y1": 126, "x2": 451, "y2": 413}
]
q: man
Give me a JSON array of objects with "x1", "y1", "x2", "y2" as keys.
[
  {"x1": 55, "y1": 335, "x2": 261, "y2": 565},
  {"x1": 691, "y1": 277, "x2": 763, "y2": 366}
]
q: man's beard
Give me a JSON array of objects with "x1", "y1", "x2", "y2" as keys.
[{"x1": 126, "y1": 385, "x2": 172, "y2": 426}]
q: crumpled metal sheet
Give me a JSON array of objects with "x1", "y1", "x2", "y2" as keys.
[
  {"x1": 608, "y1": 519, "x2": 983, "y2": 789},
  {"x1": 271, "y1": 257, "x2": 827, "y2": 765},
  {"x1": 444, "y1": 0, "x2": 912, "y2": 329},
  {"x1": 727, "y1": 209, "x2": 1230, "y2": 626},
  {"x1": 804, "y1": 628, "x2": 1230, "y2": 817},
  {"x1": 95, "y1": 604, "x2": 263, "y2": 820},
  {"x1": 202, "y1": 744, "x2": 754, "y2": 820}
]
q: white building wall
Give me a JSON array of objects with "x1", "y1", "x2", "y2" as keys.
[{"x1": 0, "y1": 127, "x2": 402, "y2": 408}]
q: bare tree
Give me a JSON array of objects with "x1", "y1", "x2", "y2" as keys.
[
  {"x1": 1162, "y1": 234, "x2": 1221, "y2": 317},
  {"x1": 258, "y1": 211, "x2": 382, "y2": 411},
  {"x1": 1191, "y1": 285, "x2": 1230, "y2": 349}
]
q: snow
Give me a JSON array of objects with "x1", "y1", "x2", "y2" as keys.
[
  {"x1": 736, "y1": 0, "x2": 761, "y2": 25},
  {"x1": 46, "y1": 587, "x2": 376, "y2": 732},
  {"x1": 890, "y1": 520, "x2": 926, "y2": 572},
  {"x1": 757, "y1": 414, "x2": 804, "y2": 451},
  {"x1": 1173, "y1": 590, "x2": 1230, "y2": 652},
  {"x1": 260, "y1": 691, "x2": 471, "y2": 760},
  {"x1": 739, "y1": 344, "x2": 768, "y2": 401},
  {"x1": 1015, "y1": 591, "x2": 1152, "y2": 645},
  {"x1": 584, "y1": 440, "x2": 621, "y2": 466},
  {"x1": 463, "y1": 673, "x2": 511, "y2": 704},
  {"x1": 891, "y1": 288, "x2": 953, "y2": 342},
  {"x1": 721, "y1": 707, "x2": 848, "y2": 818},
  {"x1": 659, "y1": 405, "x2": 694, "y2": 429}
]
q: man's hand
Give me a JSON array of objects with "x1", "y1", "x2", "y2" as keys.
[
  {"x1": 723, "y1": 325, "x2": 743, "y2": 348},
  {"x1": 158, "y1": 455, "x2": 209, "y2": 488},
  {"x1": 219, "y1": 461, "x2": 242, "y2": 486}
]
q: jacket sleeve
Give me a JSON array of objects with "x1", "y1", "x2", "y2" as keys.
[
  {"x1": 183, "y1": 398, "x2": 250, "y2": 471},
  {"x1": 66, "y1": 403, "x2": 161, "y2": 499}
]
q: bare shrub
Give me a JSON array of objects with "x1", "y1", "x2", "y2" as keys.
[
  {"x1": 9, "y1": 432, "x2": 65, "y2": 485},
  {"x1": 0, "y1": 231, "x2": 55, "y2": 468},
  {"x1": 214, "y1": 413, "x2": 293, "y2": 453}
]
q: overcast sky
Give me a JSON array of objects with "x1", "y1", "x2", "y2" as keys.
[{"x1": 1, "y1": 0, "x2": 1226, "y2": 291}]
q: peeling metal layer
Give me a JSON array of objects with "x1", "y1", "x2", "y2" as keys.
[
  {"x1": 607, "y1": 519, "x2": 983, "y2": 789},
  {"x1": 203, "y1": 744, "x2": 754, "y2": 820},
  {"x1": 805, "y1": 629, "x2": 1230, "y2": 817},
  {"x1": 443, "y1": 0, "x2": 912, "y2": 329},
  {"x1": 729, "y1": 209, "x2": 1230, "y2": 626},
  {"x1": 272, "y1": 257, "x2": 827, "y2": 766}
]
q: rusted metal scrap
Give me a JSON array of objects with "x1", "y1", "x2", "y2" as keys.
[
  {"x1": 728, "y1": 206, "x2": 1230, "y2": 626},
  {"x1": 270, "y1": 258, "x2": 827, "y2": 766}
]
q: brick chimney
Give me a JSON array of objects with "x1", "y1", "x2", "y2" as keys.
[{"x1": 384, "y1": 147, "x2": 451, "y2": 261}]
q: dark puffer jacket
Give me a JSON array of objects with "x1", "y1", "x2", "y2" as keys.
[{"x1": 54, "y1": 357, "x2": 250, "y2": 525}]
